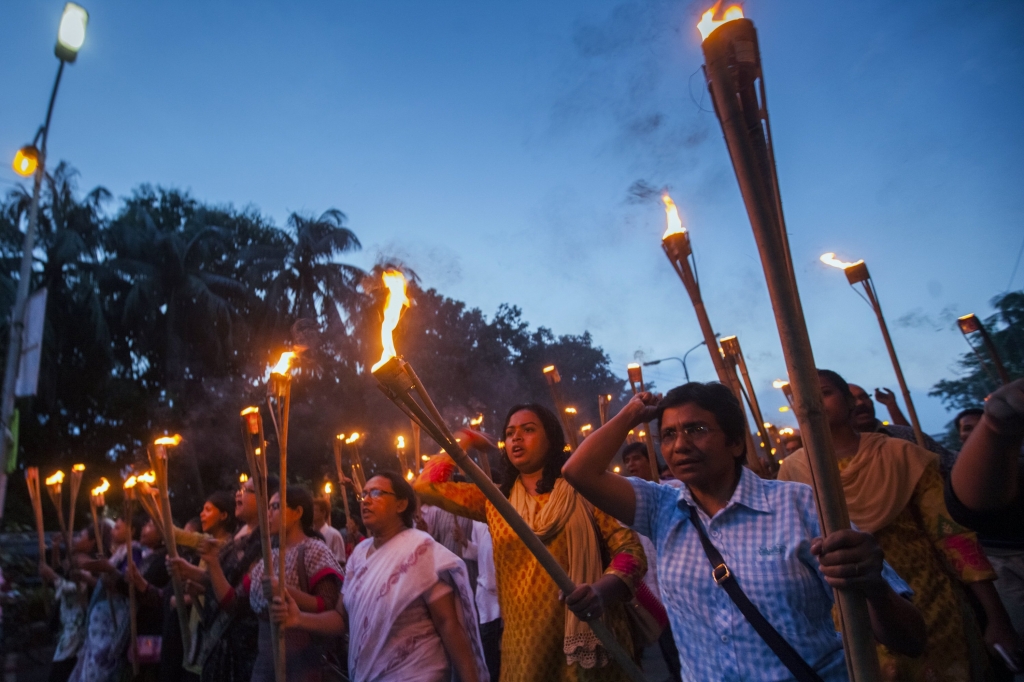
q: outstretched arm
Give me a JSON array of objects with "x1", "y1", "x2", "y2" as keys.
[
  {"x1": 562, "y1": 393, "x2": 658, "y2": 526},
  {"x1": 950, "y1": 378, "x2": 1024, "y2": 511}
]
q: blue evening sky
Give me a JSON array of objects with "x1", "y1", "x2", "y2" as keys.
[{"x1": 3, "y1": 0, "x2": 1022, "y2": 433}]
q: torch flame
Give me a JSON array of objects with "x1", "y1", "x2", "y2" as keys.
[
  {"x1": 371, "y1": 270, "x2": 410, "y2": 373},
  {"x1": 661, "y1": 194, "x2": 687, "y2": 239},
  {"x1": 565, "y1": 407, "x2": 577, "y2": 415},
  {"x1": 581, "y1": 424, "x2": 593, "y2": 433},
  {"x1": 772, "y1": 379, "x2": 789, "y2": 389},
  {"x1": 46, "y1": 471, "x2": 65, "y2": 486},
  {"x1": 91, "y1": 478, "x2": 110, "y2": 496},
  {"x1": 137, "y1": 471, "x2": 156, "y2": 484},
  {"x1": 272, "y1": 351, "x2": 297, "y2": 376},
  {"x1": 324, "y1": 482, "x2": 332, "y2": 495},
  {"x1": 336, "y1": 433, "x2": 345, "y2": 441},
  {"x1": 819, "y1": 252, "x2": 863, "y2": 270},
  {"x1": 73, "y1": 463, "x2": 86, "y2": 472},
  {"x1": 469, "y1": 414, "x2": 484, "y2": 427},
  {"x1": 240, "y1": 407, "x2": 259, "y2": 416},
  {"x1": 697, "y1": 2, "x2": 744, "y2": 41},
  {"x1": 405, "y1": 470, "x2": 415, "y2": 481},
  {"x1": 396, "y1": 436, "x2": 406, "y2": 449},
  {"x1": 124, "y1": 476, "x2": 138, "y2": 489},
  {"x1": 346, "y1": 433, "x2": 360, "y2": 444},
  {"x1": 239, "y1": 473, "x2": 249, "y2": 483},
  {"x1": 154, "y1": 435, "x2": 182, "y2": 447}
]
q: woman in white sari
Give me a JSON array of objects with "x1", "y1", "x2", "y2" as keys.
[{"x1": 272, "y1": 471, "x2": 487, "y2": 682}]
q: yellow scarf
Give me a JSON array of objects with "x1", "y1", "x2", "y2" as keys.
[
  {"x1": 778, "y1": 432, "x2": 935, "y2": 533},
  {"x1": 510, "y1": 477, "x2": 607, "y2": 668}
]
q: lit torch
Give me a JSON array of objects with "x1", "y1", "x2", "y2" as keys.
[
  {"x1": 331, "y1": 434, "x2": 350, "y2": 528},
  {"x1": 239, "y1": 406, "x2": 283, "y2": 682},
  {"x1": 24, "y1": 468, "x2": 46, "y2": 564},
  {"x1": 45, "y1": 470, "x2": 68, "y2": 564},
  {"x1": 67, "y1": 464, "x2": 85, "y2": 553},
  {"x1": 345, "y1": 433, "x2": 365, "y2": 492},
  {"x1": 626, "y1": 363, "x2": 661, "y2": 480},
  {"x1": 957, "y1": 313, "x2": 1011, "y2": 386},
  {"x1": 90, "y1": 477, "x2": 110, "y2": 556},
  {"x1": 773, "y1": 378, "x2": 794, "y2": 408},
  {"x1": 396, "y1": 435, "x2": 408, "y2": 477},
  {"x1": 598, "y1": 393, "x2": 613, "y2": 425},
  {"x1": 698, "y1": 4, "x2": 879, "y2": 677},
  {"x1": 148, "y1": 435, "x2": 190, "y2": 644},
  {"x1": 820, "y1": 253, "x2": 924, "y2": 447},
  {"x1": 541, "y1": 364, "x2": 578, "y2": 449},
  {"x1": 720, "y1": 336, "x2": 775, "y2": 471},
  {"x1": 368, "y1": 270, "x2": 645, "y2": 682},
  {"x1": 122, "y1": 475, "x2": 140, "y2": 676}
]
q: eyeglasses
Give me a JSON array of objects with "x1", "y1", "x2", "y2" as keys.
[
  {"x1": 269, "y1": 501, "x2": 281, "y2": 511},
  {"x1": 659, "y1": 424, "x2": 716, "y2": 444},
  {"x1": 357, "y1": 489, "x2": 396, "y2": 503}
]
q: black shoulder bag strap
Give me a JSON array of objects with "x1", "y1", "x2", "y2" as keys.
[{"x1": 686, "y1": 504, "x2": 824, "y2": 682}]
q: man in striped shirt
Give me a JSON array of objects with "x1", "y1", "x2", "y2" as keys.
[{"x1": 563, "y1": 382, "x2": 926, "y2": 681}]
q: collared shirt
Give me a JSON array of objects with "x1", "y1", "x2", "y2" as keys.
[
  {"x1": 463, "y1": 521, "x2": 501, "y2": 623},
  {"x1": 317, "y1": 521, "x2": 347, "y2": 566},
  {"x1": 631, "y1": 468, "x2": 911, "y2": 682}
]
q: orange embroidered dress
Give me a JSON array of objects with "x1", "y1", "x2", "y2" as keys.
[
  {"x1": 780, "y1": 433, "x2": 997, "y2": 681},
  {"x1": 416, "y1": 458, "x2": 647, "y2": 682}
]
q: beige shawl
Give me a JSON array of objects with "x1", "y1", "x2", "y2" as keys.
[
  {"x1": 510, "y1": 477, "x2": 606, "y2": 668},
  {"x1": 778, "y1": 431, "x2": 936, "y2": 533}
]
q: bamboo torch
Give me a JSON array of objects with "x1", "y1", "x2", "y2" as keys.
[
  {"x1": 332, "y1": 435, "x2": 350, "y2": 528},
  {"x1": 149, "y1": 435, "x2": 190, "y2": 646},
  {"x1": 396, "y1": 435, "x2": 409, "y2": 479},
  {"x1": 90, "y1": 477, "x2": 110, "y2": 556},
  {"x1": 122, "y1": 476, "x2": 140, "y2": 677},
  {"x1": 465, "y1": 415, "x2": 492, "y2": 479},
  {"x1": 720, "y1": 336, "x2": 775, "y2": 469},
  {"x1": 542, "y1": 365, "x2": 578, "y2": 450},
  {"x1": 820, "y1": 254, "x2": 925, "y2": 447},
  {"x1": 240, "y1": 406, "x2": 285, "y2": 682},
  {"x1": 625, "y1": 364, "x2": 660, "y2": 480},
  {"x1": 698, "y1": 7, "x2": 879, "y2": 678},
  {"x1": 68, "y1": 464, "x2": 85, "y2": 552},
  {"x1": 45, "y1": 470, "x2": 67, "y2": 566},
  {"x1": 345, "y1": 433, "x2": 365, "y2": 493},
  {"x1": 25, "y1": 467, "x2": 46, "y2": 563},
  {"x1": 773, "y1": 378, "x2": 795, "y2": 409},
  {"x1": 957, "y1": 313, "x2": 1011, "y2": 386},
  {"x1": 412, "y1": 420, "x2": 423, "y2": 473},
  {"x1": 370, "y1": 270, "x2": 645, "y2": 682},
  {"x1": 267, "y1": 350, "x2": 296, "y2": 626},
  {"x1": 598, "y1": 394, "x2": 612, "y2": 426}
]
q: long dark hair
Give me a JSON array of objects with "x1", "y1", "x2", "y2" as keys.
[
  {"x1": 283, "y1": 486, "x2": 323, "y2": 540},
  {"x1": 206, "y1": 490, "x2": 237, "y2": 534},
  {"x1": 498, "y1": 403, "x2": 568, "y2": 498},
  {"x1": 368, "y1": 471, "x2": 417, "y2": 528}
]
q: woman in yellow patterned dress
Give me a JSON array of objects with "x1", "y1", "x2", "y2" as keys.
[
  {"x1": 415, "y1": 403, "x2": 647, "y2": 682},
  {"x1": 779, "y1": 370, "x2": 1021, "y2": 681}
]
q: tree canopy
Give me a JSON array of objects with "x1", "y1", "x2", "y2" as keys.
[{"x1": 0, "y1": 165, "x2": 629, "y2": 528}]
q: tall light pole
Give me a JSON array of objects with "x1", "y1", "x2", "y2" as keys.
[
  {"x1": 643, "y1": 337, "x2": 714, "y2": 382},
  {"x1": 0, "y1": 3, "x2": 89, "y2": 523}
]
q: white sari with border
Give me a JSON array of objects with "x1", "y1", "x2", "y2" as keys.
[{"x1": 343, "y1": 528, "x2": 489, "y2": 682}]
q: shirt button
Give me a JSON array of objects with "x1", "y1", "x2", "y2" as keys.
[
  {"x1": 711, "y1": 530, "x2": 721, "y2": 538},
  {"x1": 721, "y1": 635, "x2": 728, "y2": 643}
]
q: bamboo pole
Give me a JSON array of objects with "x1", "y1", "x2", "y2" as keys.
[
  {"x1": 332, "y1": 436, "x2": 350, "y2": 528},
  {"x1": 267, "y1": 352, "x2": 295, "y2": 682},
  {"x1": 542, "y1": 365, "x2": 578, "y2": 449},
  {"x1": 122, "y1": 480, "x2": 140, "y2": 678},
  {"x1": 626, "y1": 364, "x2": 660, "y2": 480},
  {"x1": 150, "y1": 438, "x2": 191, "y2": 648},
  {"x1": 721, "y1": 336, "x2": 776, "y2": 470},
  {"x1": 700, "y1": 16, "x2": 880, "y2": 680},
  {"x1": 958, "y1": 313, "x2": 1011, "y2": 385},
  {"x1": 25, "y1": 468, "x2": 46, "y2": 563},
  {"x1": 44, "y1": 471, "x2": 67, "y2": 567},
  {"x1": 68, "y1": 464, "x2": 85, "y2": 553},
  {"x1": 375, "y1": 357, "x2": 645, "y2": 682},
  {"x1": 89, "y1": 478, "x2": 110, "y2": 556},
  {"x1": 241, "y1": 407, "x2": 284, "y2": 682}
]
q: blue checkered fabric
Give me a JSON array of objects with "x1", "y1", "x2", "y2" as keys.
[{"x1": 630, "y1": 468, "x2": 911, "y2": 682}]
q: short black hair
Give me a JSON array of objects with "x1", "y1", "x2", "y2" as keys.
[
  {"x1": 621, "y1": 442, "x2": 649, "y2": 462},
  {"x1": 283, "y1": 486, "x2": 322, "y2": 540},
  {"x1": 817, "y1": 369, "x2": 853, "y2": 402},
  {"x1": 367, "y1": 471, "x2": 417, "y2": 528},
  {"x1": 498, "y1": 403, "x2": 568, "y2": 498},
  {"x1": 206, "y1": 490, "x2": 237, "y2": 533},
  {"x1": 657, "y1": 382, "x2": 747, "y2": 448},
  {"x1": 954, "y1": 408, "x2": 984, "y2": 431},
  {"x1": 265, "y1": 474, "x2": 280, "y2": 499}
]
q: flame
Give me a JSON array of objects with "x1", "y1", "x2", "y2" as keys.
[
  {"x1": 497, "y1": 441, "x2": 505, "y2": 449},
  {"x1": 613, "y1": 466, "x2": 621, "y2": 474},
  {"x1": 137, "y1": 471, "x2": 156, "y2": 484},
  {"x1": 346, "y1": 433, "x2": 360, "y2": 444},
  {"x1": 272, "y1": 351, "x2": 297, "y2": 375},
  {"x1": 469, "y1": 414, "x2": 484, "y2": 427},
  {"x1": 697, "y1": 2, "x2": 744, "y2": 41},
  {"x1": 73, "y1": 463, "x2": 86, "y2": 472},
  {"x1": 46, "y1": 471, "x2": 65, "y2": 486},
  {"x1": 581, "y1": 424, "x2": 593, "y2": 433},
  {"x1": 154, "y1": 435, "x2": 182, "y2": 447},
  {"x1": 778, "y1": 427, "x2": 795, "y2": 436},
  {"x1": 421, "y1": 454, "x2": 429, "y2": 461},
  {"x1": 565, "y1": 407, "x2": 577, "y2": 415},
  {"x1": 819, "y1": 252, "x2": 863, "y2": 270},
  {"x1": 124, "y1": 476, "x2": 138, "y2": 489},
  {"x1": 542, "y1": 365, "x2": 555, "y2": 374},
  {"x1": 396, "y1": 436, "x2": 406, "y2": 449},
  {"x1": 606, "y1": 394, "x2": 612, "y2": 401},
  {"x1": 336, "y1": 433, "x2": 345, "y2": 441},
  {"x1": 91, "y1": 478, "x2": 110, "y2": 496},
  {"x1": 241, "y1": 407, "x2": 259, "y2": 416},
  {"x1": 762, "y1": 422, "x2": 772, "y2": 429},
  {"x1": 239, "y1": 473, "x2": 249, "y2": 483},
  {"x1": 254, "y1": 447, "x2": 262, "y2": 455},
  {"x1": 772, "y1": 379, "x2": 789, "y2": 389},
  {"x1": 405, "y1": 470, "x2": 415, "y2": 481},
  {"x1": 778, "y1": 406, "x2": 790, "y2": 413},
  {"x1": 324, "y1": 482, "x2": 332, "y2": 495},
  {"x1": 627, "y1": 363, "x2": 640, "y2": 370},
  {"x1": 371, "y1": 270, "x2": 410, "y2": 372},
  {"x1": 661, "y1": 194, "x2": 687, "y2": 239},
  {"x1": 638, "y1": 430, "x2": 647, "y2": 438}
]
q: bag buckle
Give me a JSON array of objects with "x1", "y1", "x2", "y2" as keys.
[{"x1": 712, "y1": 563, "x2": 731, "y2": 584}]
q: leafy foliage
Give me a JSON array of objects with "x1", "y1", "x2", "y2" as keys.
[{"x1": 0, "y1": 164, "x2": 627, "y2": 530}]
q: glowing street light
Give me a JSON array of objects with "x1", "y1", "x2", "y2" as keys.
[{"x1": 56, "y1": 3, "x2": 89, "y2": 62}]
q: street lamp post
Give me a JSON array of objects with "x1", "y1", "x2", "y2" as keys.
[
  {"x1": 0, "y1": 3, "x2": 88, "y2": 523},
  {"x1": 643, "y1": 338, "x2": 713, "y2": 382}
]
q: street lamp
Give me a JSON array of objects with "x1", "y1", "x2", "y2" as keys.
[
  {"x1": 0, "y1": 3, "x2": 89, "y2": 524},
  {"x1": 643, "y1": 337, "x2": 715, "y2": 382}
]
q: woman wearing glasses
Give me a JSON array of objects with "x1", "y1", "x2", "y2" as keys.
[
  {"x1": 205, "y1": 485, "x2": 342, "y2": 682},
  {"x1": 414, "y1": 404, "x2": 649, "y2": 682},
  {"x1": 271, "y1": 472, "x2": 487, "y2": 682}
]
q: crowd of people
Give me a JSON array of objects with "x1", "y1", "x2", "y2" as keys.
[{"x1": 15, "y1": 375, "x2": 1024, "y2": 682}]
